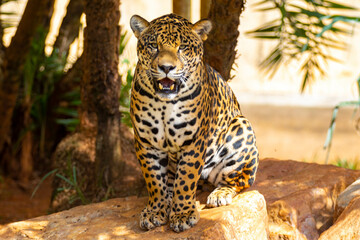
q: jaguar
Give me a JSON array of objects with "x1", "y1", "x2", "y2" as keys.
[{"x1": 129, "y1": 13, "x2": 259, "y2": 232}]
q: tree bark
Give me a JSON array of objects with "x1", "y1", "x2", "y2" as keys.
[
  {"x1": 19, "y1": 99, "x2": 33, "y2": 184},
  {"x1": 204, "y1": 0, "x2": 245, "y2": 81},
  {"x1": 84, "y1": 0, "x2": 122, "y2": 188},
  {"x1": 0, "y1": 0, "x2": 55, "y2": 153},
  {"x1": 173, "y1": 0, "x2": 191, "y2": 20},
  {"x1": 53, "y1": 0, "x2": 84, "y2": 57},
  {"x1": 0, "y1": 0, "x2": 5, "y2": 84}
]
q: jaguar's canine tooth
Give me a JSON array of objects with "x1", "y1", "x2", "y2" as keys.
[
  {"x1": 159, "y1": 83, "x2": 163, "y2": 90},
  {"x1": 170, "y1": 84, "x2": 174, "y2": 90}
]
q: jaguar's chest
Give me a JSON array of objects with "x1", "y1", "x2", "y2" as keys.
[{"x1": 131, "y1": 94, "x2": 205, "y2": 152}]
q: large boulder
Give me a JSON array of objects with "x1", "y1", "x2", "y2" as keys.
[
  {"x1": 249, "y1": 159, "x2": 360, "y2": 240},
  {"x1": 0, "y1": 191, "x2": 268, "y2": 240},
  {"x1": 1, "y1": 159, "x2": 359, "y2": 239},
  {"x1": 319, "y1": 196, "x2": 360, "y2": 240},
  {"x1": 334, "y1": 177, "x2": 360, "y2": 220}
]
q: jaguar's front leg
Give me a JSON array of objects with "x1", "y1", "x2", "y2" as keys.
[
  {"x1": 169, "y1": 146, "x2": 203, "y2": 232},
  {"x1": 136, "y1": 140, "x2": 170, "y2": 230}
]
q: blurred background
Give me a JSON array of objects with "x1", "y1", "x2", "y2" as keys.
[
  {"x1": 2, "y1": 0, "x2": 359, "y2": 164},
  {"x1": 0, "y1": 0, "x2": 359, "y2": 224}
]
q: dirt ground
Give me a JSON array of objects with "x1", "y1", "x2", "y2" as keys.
[
  {"x1": 0, "y1": 177, "x2": 52, "y2": 225},
  {"x1": 0, "y1": 104, "x2": 359, "y2": 225}
]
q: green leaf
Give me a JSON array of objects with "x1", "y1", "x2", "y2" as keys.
[
  {"x1": 259, "y1": 44, "x2": 282, "y2": 69},
  {"x1": 357, "y1": 75, "x2": 360, "y2": 100},
  {"x1": 323, "y1": 0, "x2": 358, "y2": 10},
  {"x1": 247, "y1": 24, "x2": 281, "y2": 34},
  {"x1": 246, "y1": 20, "x2": 281, "y2": 37},
  {"x1": 318, "y1": 16, "x2": 360, "y2": 37},
  {"x1": 55, "y1": 107, "x2": 78, "y2": 117},
  {"x1": 324, "y1": 100, "x2": 360, "y2": 163},
  {"x1": 55, "y1": 118, "x2": 80, "y2": 125},
  {"x1": 301, "y1": 68, "x2": 311, "y2": 93},
  {"x1": 72, "y1": 166, "x2": 77, "y2": 185},
  {"x1": 289, "y1": 6, "x2": 325, "y2": 19},
  {"x1": 62, "y1": 89, "x2": 81, "y2": 99},
  {"x1": 55, "y1": 173, "x2": 75, "y2": 186},
  {"x1": 31, "y1": 169, "x2": 58, "y2": 199},
  {"x1": 69, "y1": 100, "x2": 81, "y2": 106},
  {"x1": 247, "y1": 0, "x2": 358, "y2": 91},
  {"x1": 249, "y1": 35, "x2": 281, "y2": 39}
]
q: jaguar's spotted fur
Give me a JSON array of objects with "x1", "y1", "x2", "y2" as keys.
[{"x1": 130, "y1": 13, "x2": 259, "y2": 232}]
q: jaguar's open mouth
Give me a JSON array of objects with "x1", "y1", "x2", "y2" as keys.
[{"x1": 155, "y1": 77, "x2": 180, "y2": 94}]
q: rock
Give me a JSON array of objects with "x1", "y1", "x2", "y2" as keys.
[
  {"x1": 249, "y1": 159, "x2": 360, "y2": 240},
  {"x1": 1, "y1": 159, "x2": 359, "y2": 239},
  {"x1": 334, "y1": 177, "x2": 360, "y2": 221},
  {"x1": 0, "y1": 190, "x2": 268, "y2": 240},
  {"x1": 319, "y1": 196, "x2": 360, "y2": 240}
]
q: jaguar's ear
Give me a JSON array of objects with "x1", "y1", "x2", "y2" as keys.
[
  {"x1": 192, "y1": 19, "x2": 212, "y2": 41},
  {"x1": 130, "y1": 15, "x2": 149, "y2": 38}
]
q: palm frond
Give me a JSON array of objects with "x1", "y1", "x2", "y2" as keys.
[{"x1": 246, "y1": 0, "x2": 358, "y2": 91}]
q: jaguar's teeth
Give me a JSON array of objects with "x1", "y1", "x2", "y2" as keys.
[
  {"x1": 159, "y1": 83, "x2": 163, "y2": 90},
  {"x1": 170, "y1": 84, "x2": 174, "y2": 90}
]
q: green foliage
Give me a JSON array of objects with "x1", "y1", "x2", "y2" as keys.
[
  {"x1": 18, "y1": 27, "x2": 68, "y2": 157},
  {"x1": 119, "y1": 30, "x2": 134, "y2": 127},
  {"x1": 32, "y1": 158, "x2": 89, "y2": 205},
  {"x1": 335, "y1": 158, "x2": 359, "y2": 170},
  {"x1": 119, "y1": 31, "x2": 130, "y2": 55},
  {"x1": 52, "y1": 30, "x2": 134, "y2": 130},
  {"x1": 119, "y1": 59, "x2": 134, "y2": 127},
  {"x1": 54, "y1": 88, "x2": 81, "y2": 132},
  {"x1": 31, "y1": 169, "x2": 58, "y2": 199},
  {"x1": 324, "y1": 76, "x2": 360, "y2": 163},
  {"x1": 54, "y1": 159, "x2": 89, "y2": 205},
  {"x1": 247, "y1": 0, "x2": 358, "y2": 92},
  {"x1": 29, "y1": 43, "x2": 67, "y2": 129}
]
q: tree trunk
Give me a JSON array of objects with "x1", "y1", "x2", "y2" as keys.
[
  {"x1": 0, "y1": 0, "x2": 55, "y2": 154},
  {"x1": 19, "y1": 98, "x2": 33, "y2": 184},
  {"x1": 53, "y1": 0, "x2": 84, "y2": 57},
  {"x1": 173, "y1": 0, "x2": 191, "y2": 20},
  {"x1": 204, "y1": 0, "x2": 245, "y2": 81},
  {"x1": 0, "y1": 0, "x2": 5, "y2": 84},
  {"x1": 84, "y1": 0, "x2": 122, "y2": 188},
  {"x1": 51, "y1": 0, "x2": 147, "y2": 212}
]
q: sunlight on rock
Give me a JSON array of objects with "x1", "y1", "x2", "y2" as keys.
[
  {"x1": 11, "y1": 220, "x2": 48, "y2": 230},
  {"x1": 112, "y1": 225, "x2": 135, "y2": 236},
  {"x1": 97, "y1": 233, "x2": 111, "y2": 240},
  {"x1": 6, "y1": 220, "x2": 48, "y2": 238}
]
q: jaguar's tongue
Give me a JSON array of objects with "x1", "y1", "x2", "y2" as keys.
[{"x1": 158, "y1": 78, "x2": 175, "y2": 90}]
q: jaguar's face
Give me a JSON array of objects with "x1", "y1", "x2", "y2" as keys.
[{"x1": 130, "y1": 14, "x2": 212, "y2": 100}]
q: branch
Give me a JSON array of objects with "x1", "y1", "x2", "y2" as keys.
[{"x1": 53, "y1": 0, "x2": 84, "y2": 57}]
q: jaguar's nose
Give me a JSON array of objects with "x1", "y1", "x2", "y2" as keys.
[{"x1": 159, "y1": 64, "x2": 176, "y2": 74}]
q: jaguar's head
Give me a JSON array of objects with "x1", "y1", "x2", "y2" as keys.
[{"x1": 130, "y1": 14, "x2": 212, "y2": 100}]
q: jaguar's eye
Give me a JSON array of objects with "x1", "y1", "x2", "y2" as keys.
[
  {"x1": 179, "y1": 44, "x2": 188, "y2": 51},
  {"x1": 149, "y1": 42, "x2": 158, "y2": 50}
]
